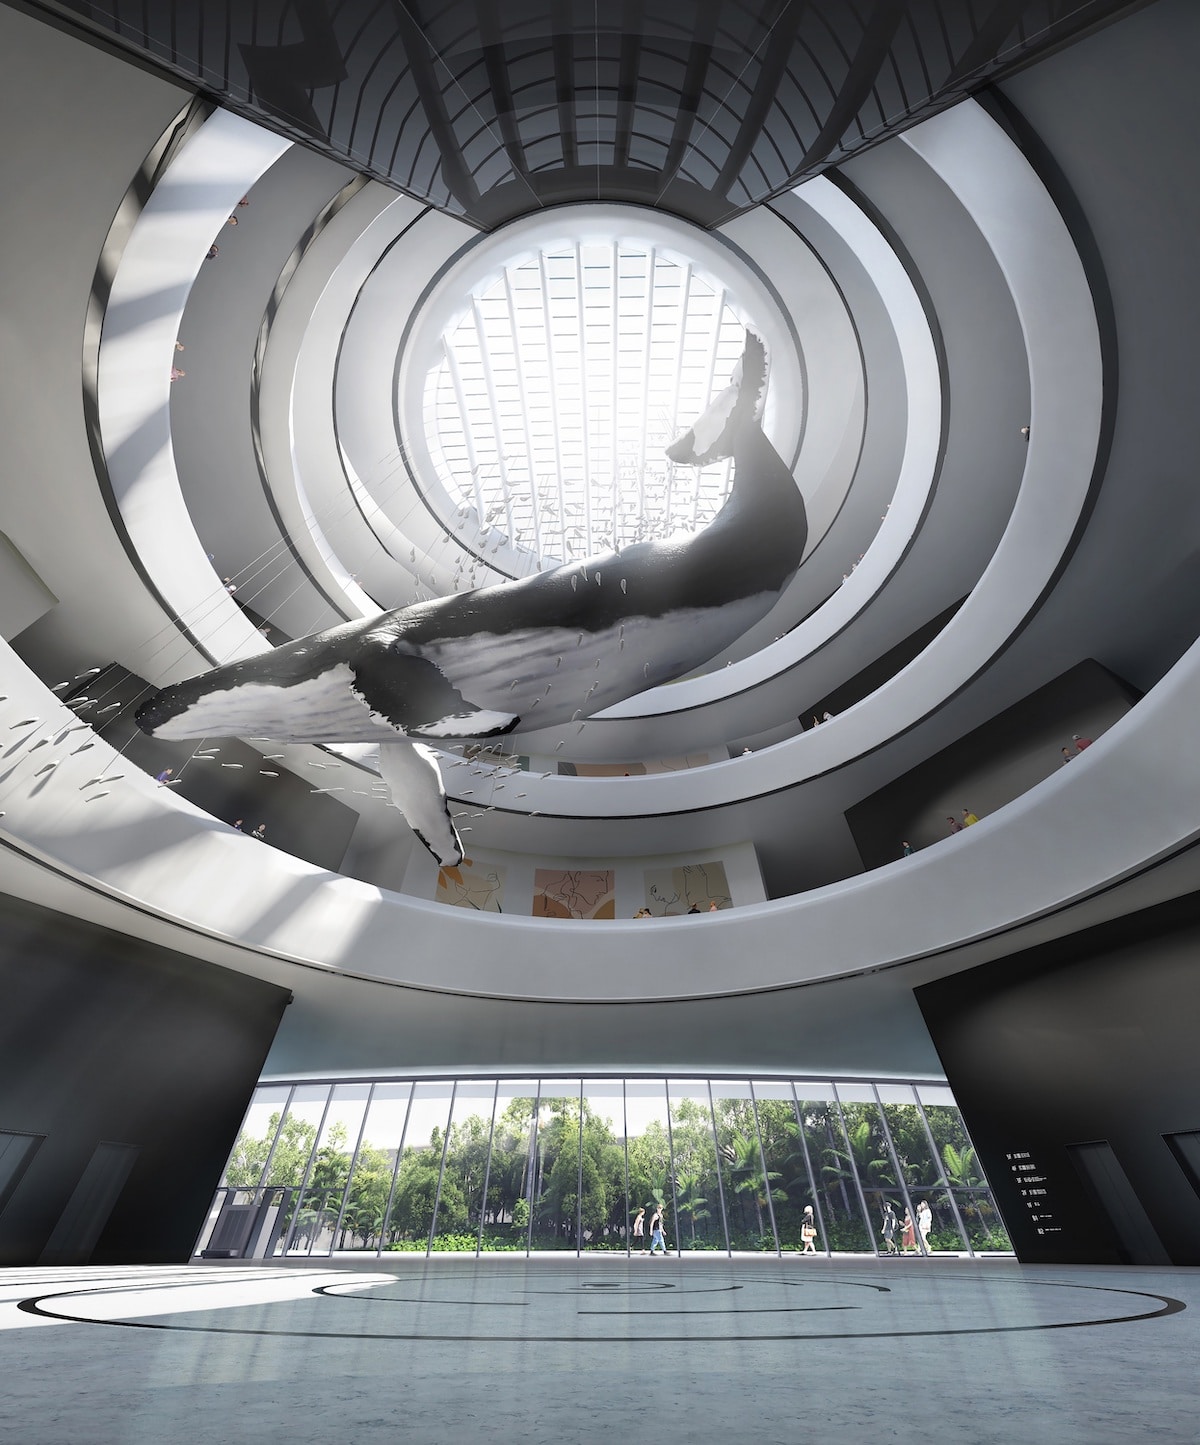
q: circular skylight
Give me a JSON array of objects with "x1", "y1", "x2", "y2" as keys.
[
  {"x1": 423, "y1": 242, "x2": 751, "y2": 566},
  {"x1": 393, "y1": 207, "x2": 804, "y2": 583}
]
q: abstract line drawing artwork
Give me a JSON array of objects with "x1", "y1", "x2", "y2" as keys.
[
  {"x1": 532, "y1": 869, "x2": 616, "y2": 919},
  {"x1": 436, "y1": 858, "x2": 506, "y2": 912},
  {"x1": 644, "y1": 860, "x2": 731, "y2": 915}
]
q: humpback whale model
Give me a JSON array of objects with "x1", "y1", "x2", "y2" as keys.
[{"x1": 137, "y1": 333, "x2": 806, "y2": 864}]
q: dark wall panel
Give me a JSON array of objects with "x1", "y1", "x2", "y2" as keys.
[
  {"x1": 846, "y1": 658, "x2": 1137, "y2": 868},
  {"x1": 802, "y1": 598, "x2": 964, "y2": 729},
  {"x1": 0, "y1": 890, "x2": 290, "y2": 1265},
  {"x1": 916, "y1": 889, "x2": 1200, "y2": 1265}
]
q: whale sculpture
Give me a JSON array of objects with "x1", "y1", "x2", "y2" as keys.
[{"x1": 136, "y1": 333, "x2": 806, "y2": 863}]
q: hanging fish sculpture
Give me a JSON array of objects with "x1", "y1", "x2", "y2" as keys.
[{"x1": 137, "y1": 333, "x2": 806, "y2": 863}]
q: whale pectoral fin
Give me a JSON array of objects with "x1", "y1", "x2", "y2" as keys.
[
  {"x1": 412, "y1": 709, "x2": 520, "y2": 739},
  {"x1": 351, "y1": 651, "x2": 518, "y2": 739},
  {"x1": 379, "y1": 741, "x2": 463, "y2": 866}
]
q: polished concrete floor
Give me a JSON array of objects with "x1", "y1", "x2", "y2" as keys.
[{"x1": 2, "y1": 1255, "x2": 1198, "y2": 1443}]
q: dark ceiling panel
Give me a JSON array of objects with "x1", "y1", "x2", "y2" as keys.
[{"x1": 19, "y1": 0, "x2": 1147, "y2": 229}]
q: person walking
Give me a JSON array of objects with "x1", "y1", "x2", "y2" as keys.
[
  {"x1": 917, "y1": 1199, "x2": 933, "y2": 1254},
  {"x1": 649, "y1": 1204, "x2": 667, "y2": 1255},
  {"x1": 800, "y1": 1204, "x2": 818, "y2": 1254},
  {"x1": 880, "y1": 1201, "x2": 899, "y2": 1255},
  {"x1": 901, "y1": 1208, "x2": 917, "y2": 1253},
  {"x1": 632, "y1": 1206, "x2": 646, "y2": 1253}
]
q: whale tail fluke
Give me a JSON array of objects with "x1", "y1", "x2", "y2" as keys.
[{"x1": 665, "y1": 331, "x2": 768, "y2": 467}]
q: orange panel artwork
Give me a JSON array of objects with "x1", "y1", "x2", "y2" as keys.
[{"x1": 532, "y1": 869, "x2": 616, "y2": 919}]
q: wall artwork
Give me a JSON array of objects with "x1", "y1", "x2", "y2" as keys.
[
  {"x1": 532, "y1": 869, "x2": 616, "y2": 920},
  {"x1": 644, "y1": 860, "x2": 731, "y2": 915},
  {"x1": 436, "y1": 858, "x2": 506, "y2": 912}
]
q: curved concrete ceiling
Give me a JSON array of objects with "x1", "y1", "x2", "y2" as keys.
[{"x1": 1, "y1": 0, "x2": 1198, "y2": 1073}]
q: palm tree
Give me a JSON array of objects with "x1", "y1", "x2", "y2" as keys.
[
  {"x1": 941, "y1": 1143, "x2": 982, "y2": 1188},
  {"x1": 671, "y1": 1168, "x2": 711, "y2": 1246},
  {"x1": 821, "y1": 1119, "x2": 895, "y2": 1212},
  {"x1": 941, "y1": 1142, "x2": 988, "y2": 1231},
  {"x1": 721, "y1": 1132, "x2": 785, "y2": 1240}
]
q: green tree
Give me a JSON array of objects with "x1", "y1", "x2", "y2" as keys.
[
  {"x1": 663, "y1": 1097, "x2": 722, "y2": 1247},
  {"x1": 391, "y1": 1149, "x2": 467, "y2": 1241},
  {"x1": 721, "y1": 1131, "x2": 785, "y2": 1240},
  {"x1": 485, "y1": 1098, "x2": 537, "y2": 1230},
  {"x1": 941, "y1": 1143, "x2": 982, "y2": 1188},
  {"x1": 671, "y1": 1167, "x2": 711, "y2": 1246},
  {"x1": 340, "y1": 1142, "x2": 395, "y2": 1249},
  {"x1": 443, "y1": 1112, "x2": 492, "y2": 1229},
  {"x1": 224, "y1": 1112, "x2": 316, "y2": 1188},
  {"x1": 627, "y1": 1119, "x2": 671, "y2": 1212},
  {"x1": 581, "y1": 1105, "x2": 626, "y2": 1245},
  {"x1": 821, "y1": 1116, "x2": 894, "y2": 1214},
  {"x1": 545, "y1": 1146, "x2": 608, "y2": 1243}
]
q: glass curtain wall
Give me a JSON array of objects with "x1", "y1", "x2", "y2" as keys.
[
  {"x1": 917, "y1": 1084, "x2": 1011, "y2": 1251},
  {"x1": 342, "y1": 1082, "x2": 413, "y2": 1252},
  {"x1": 483, "y1": 1080, "x2": 539, "y2": 1250},
  {"x1": 386, "y1": 1083, "x2": 453, "y2": 1251},
  {"x1": 754, "y1": 1080, "x2": 819, "y2": 1252},
  {"x1": 433, "y1": 1080, "x2": 497, "y2": 1249},
  {"x1": 285, "y1": 1083, "x2": 372, "y2": 1256},
  {"x1": 667, "y1": 1081, "x2": 723, "y2": 1253},
  {"x1": 794, "y1": 1085, "x2": 870, "y2": 1254},
  {"x1": 713, "y1": 1081, "x2": 779, "y2": 1252},
  {"x1": 625, "y1": 1081, "x2": 674, "y2": 1253},
  {"x1": 211, "y1": 1076, "x2": 1012, "y2": 1258},
  {"x1": 529, "y1": 1081, "x2": 584, "y2": 1251},
  {"x1": 582, "y1": 1080, "x2": 629, "y2": 1251}
]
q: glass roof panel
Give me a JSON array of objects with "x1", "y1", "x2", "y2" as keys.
[{"x1": 424, "y1": 241, "x2": 747, "y2": 566}]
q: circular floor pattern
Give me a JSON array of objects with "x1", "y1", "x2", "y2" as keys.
[{"x1": 17, "y1": 1265, "x2": 1184, "y2": 1344}]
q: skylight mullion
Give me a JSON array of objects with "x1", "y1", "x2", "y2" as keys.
[
  {"x1": 636, "y1": 247, "x2": 656, "y2": 545},
  {"x1": 610, "y1": 241, "x2": 620, "y2": 551},
  {"x1": 470, "y1": 295, "x2": 517, "y2": 548},
  {"x1": 575, "y1": 246, "x2": 593, "y2": 553},
  {"x1": 664, "y1": 261, "x2": 693, "y2": 538},
  {"x1": 538, "y1": 251, "x2": 569, "y2": 561},
  {"x1": 427, "y1": 232, "x2": 749, "y2": 570},
  {"x1": 443, "y1": 337, "x2": 488, "y2": 528},
  {"x1": 693, "y1": 286, "x2": 727, "y2": 531},
  {"x1": 502, "y1": 265, "x2": 543, "y2": 561}
]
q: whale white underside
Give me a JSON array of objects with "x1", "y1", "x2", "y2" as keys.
[
  {"x1": 415, "y1": 593, "x2": 772, "y2": 726},
  {"x1": 153, "y1": 596, "x2": 770, "y2": 745},
  {"x1": 148, "y1": 594, "x2": 772, "y2": 864},
  {"x1": 145, "y1": 664, "x2": 507, "y2": 745}
]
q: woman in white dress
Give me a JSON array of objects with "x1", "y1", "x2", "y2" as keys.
[{"x1": 917, "y1": 1199, "x2": 933, "y2": 1254}]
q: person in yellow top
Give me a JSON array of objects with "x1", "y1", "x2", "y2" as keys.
[{"x1": 962, "y1": 808, "x2": 980, "y2": 826}]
